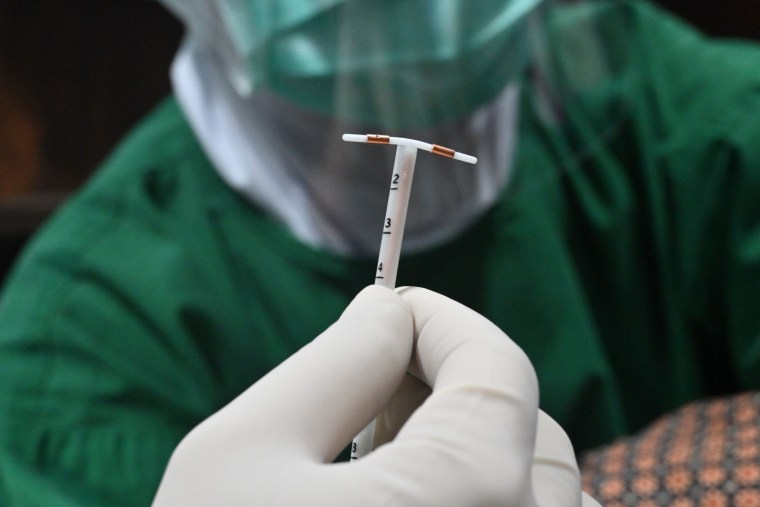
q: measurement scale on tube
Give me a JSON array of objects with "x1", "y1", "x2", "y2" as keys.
[{"x1": 342, "y1": 133, "x2": 477, "y2": 461}]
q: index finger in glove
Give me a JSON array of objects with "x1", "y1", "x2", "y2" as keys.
[{"x1": 347, "y1": 287, "x2": 541, "y2": 505}]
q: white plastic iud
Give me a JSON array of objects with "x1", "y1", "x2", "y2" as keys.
[{"x1": 342, "y1": 133, "x2": 477, "y2": 461}]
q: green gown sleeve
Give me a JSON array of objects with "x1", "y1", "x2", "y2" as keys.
[{"x1": 0, "y1": 101, "x2": 247, "y2": 506}]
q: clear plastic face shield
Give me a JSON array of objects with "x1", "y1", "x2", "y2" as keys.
[
  {"x1": 162, "y1": 0, "x2": 540, "y2": 130},
  {"x1": 159, "y1": 0, "x2": 625, "y2": 255}
]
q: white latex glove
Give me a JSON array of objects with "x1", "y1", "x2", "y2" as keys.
[{"x1": 152, "y1": 286, "x2": 601, "y2": 506}]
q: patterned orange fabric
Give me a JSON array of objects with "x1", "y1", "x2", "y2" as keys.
[{"x1": 581, "y1": 392, "x2": 760, "y2": 506}]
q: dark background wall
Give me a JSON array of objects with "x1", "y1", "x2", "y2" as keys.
[
  {"x1": 0, "y1": 0, "x2": 182, "y2": 197},
  {"x1": 656, "y1": 0, "x2": 760, "y2": 41},
  {"x1": 0, "y1": 1, "x2": 181, "y2": 279},
  {"x1": 0, "y1": 0, "x2": 758, "y2": 280}
]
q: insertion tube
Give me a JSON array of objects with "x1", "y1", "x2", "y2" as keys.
[{"x1": 342, "y1": 133, "x2": 477, "y2": 461}]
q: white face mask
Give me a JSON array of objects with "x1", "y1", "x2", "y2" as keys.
[{"x1": 172, "y1": 43, "x2": 520, "y2": 256}]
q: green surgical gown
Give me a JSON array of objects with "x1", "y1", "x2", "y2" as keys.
[{"x1": 2, "y1": 1, "x2": 760, "y2": 505}]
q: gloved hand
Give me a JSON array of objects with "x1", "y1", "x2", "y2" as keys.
[{"x1": 152, "y1": 285, "x2": 600, "y2": 506}]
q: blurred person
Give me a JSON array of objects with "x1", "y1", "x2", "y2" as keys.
[{"x1": 1, "y1": 0, "x2": 760, "y2": 505}]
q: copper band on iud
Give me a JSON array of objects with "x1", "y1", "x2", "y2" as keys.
[
  {"x1": 431, "y1": 144, "x2": 456, "y2": 158},
  {"x1": 366, "y1": 134, "x2": 391, "y2": 144}
]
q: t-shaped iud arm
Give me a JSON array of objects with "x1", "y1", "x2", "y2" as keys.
[
  {"x1": 342, "y1": 133, "x2": 477, "y2": 461},
  {"x1": 342, "y1": 134, "x2": 477, "y2": 290},
  {"x1": 343, "y1": 134, "x2": 478, "y2": 164}
]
